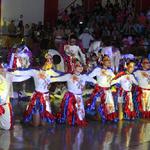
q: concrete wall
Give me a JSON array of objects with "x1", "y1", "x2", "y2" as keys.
[
  {"x1": 1, "y1": 0, "x2": 83, "y2": 25},
  {"x1": 1, "y1": 0, "x2": 44, "y2": 25}
]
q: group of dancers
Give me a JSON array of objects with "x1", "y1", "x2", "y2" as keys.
[{"x1": 0, "y1": 42, "x2": 150, "y2": 130}]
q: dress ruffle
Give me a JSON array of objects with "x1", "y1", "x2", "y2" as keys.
[
  {"x1": 56, "y1": 92, "x2": 87, "y2": 126},
  {"x1": 136, "y1": 87, "x2": 150, "y2": 118},
  {"x1": 123, "y1": 91, "x2": 136, "y2": 120},
  {"x1": 86, "y1": 84, "x2": 118, "y2": 122},
  {"x1": 24, "y1": 91, "x2": 55, "y2": 124},
  {"x1": 0, "y1": 105, "x2": 5, "y2": 116}
]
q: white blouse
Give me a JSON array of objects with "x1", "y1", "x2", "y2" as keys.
[
  {"x1": 134, "y1": 70, "x2": 150, "y2": 89},
  {"x1": 88, "y1": 67, "x2": 115, "y2": 88},
  {"x1": 52, "y1": 73, "x2": 96, "y2": 95}
]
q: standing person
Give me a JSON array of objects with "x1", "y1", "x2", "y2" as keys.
[
  {"x1": 111, "y1": 60, "x2": 138, "y2": 120},
  {"x1": 53, "y1": 26, "x2": 64, "y2": 50},
  {"x1": 8, "y1": 44, "x2": 32, "y2": 95},
  {"x1": 134, "y1": 58, "x2": 150, "y2": 118},
  {"x1": 0, "y1": 57, "x2": 33, "y2": 130},
  {"x1": 79, "y1": 28, "x2": 94, "y2": 52},
  {"x1": 0, "y1": 66, "x2": 28, "y2": 130},
  {"x1": 52, "y1": 60, "x2": 96, "y2": 126},
  {"x1": 16, "y1": 20, "x2": 24, "y2": 37},
  {"x1": 12, "y1": 55, "x2": 61, "y2": 127},
  {"x1": 8, "y1": 20, "x2": 16, "y2": 36},
  {"x1": 86, "y1": 55, "x2": 118, "y2": 122},
  {"x1": 101, "y1": 45, "x2": 121, "y2": 73},
  {"x1": 111, "y1": 45, "x2": 121, "y2": 73},
  {"x1": 63, "y1": 35, "x2": 86, "y2": 73},
  {"x1": 8, "y1": 44, "x2": 32, "y2": 70},
  {"x1": 0, "y1": 70, "x2": 13, "y2": 130}
]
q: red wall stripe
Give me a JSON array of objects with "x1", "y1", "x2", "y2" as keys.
[
  {"x1": 0, "y1": 0, "x2": 1, "y2": 26},
  {"x1": 135, "y1": 0, "x2": 150, "y2": 12},
  {"x1": 141, "y1": 0, "x2": 150, "y2": 11},
  {"x1": 44, "y1": 0, "x2": 58, "y2": 26}
]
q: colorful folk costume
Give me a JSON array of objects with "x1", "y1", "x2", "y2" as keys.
[
  {"x1": 46, "y1": 49, "x2": 65, "y2": 72},
  {"x1": 0, "y1": 74, "x2": 13, "y2": 130},
  {"x1": 9, "y1": 45, "x2": 32, "y2": 69},
  {"x1": 134, "y1": 69, "x2": 150, "y2": 118},
  {"x1": 63, "y1": 45, "x2": 86, "y2": 73},
  {"x1": 86, "y1": 67, "x2": 118, "y2": 122},
  {"x1": 12, "y1": 69, "x2": 60, "y2": 124},
  {"x1": 111, "y1": 71, "x2": 138, "y2": 120},
  {"x1": 52, "y1": 73, "x2": 96, "y2": 126}
]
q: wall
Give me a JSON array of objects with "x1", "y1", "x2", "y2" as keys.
[
  {"x1": 1, "y1": 0, "x2": 44, "y2": 25},
  {"x1": 0, "y1": 0, "x2": 82, "y2": 26}
]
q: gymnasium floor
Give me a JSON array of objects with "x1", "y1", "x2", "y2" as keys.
[
  {"x1": 0, "y1": 119, "x2": 150, "y2": 150},
  {"x1": 1, "y1": 81, "x2": 150, "y2": 150}
]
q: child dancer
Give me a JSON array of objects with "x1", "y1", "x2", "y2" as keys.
[
  {"x1": 134, "y1": 58, "x2": 150, "y2": 118},
  {"x1": 0, "y1": 68, "x2": 13, "y2": 130},
  {"x1": 111, "y1": 60, "x2": 138, "y2": 120},
  {"x1": 51, "y1": 60, "x2": 96, "y2": 126},
  {"x1": 12, "y1": 55, "x2": 61, "y2": 127},
  {"x1": 63, "y1": 35, "x2": 86, "y2": 73},
  {"x1": 86, "y1": 55, "x2": 118, "y2": 122},
  {"x1": 0, "y1": 62, "x2": 34, "y2": 129}
]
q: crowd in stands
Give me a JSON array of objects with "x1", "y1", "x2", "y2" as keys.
[{"x1": 0, "y1": 0, "x2": 150, "y2": 64}]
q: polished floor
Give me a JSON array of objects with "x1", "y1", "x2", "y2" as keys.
[
  {"x1": 0, "y1": 119, "x2": 150, "y2": 150},
  {"x1": 1, "y1": 81, "x2": 150, "y2": 150}
]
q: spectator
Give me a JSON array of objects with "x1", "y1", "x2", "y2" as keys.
[
  {"x1": 8, "y1": 20, "x2": 16, "y2": 36},
  {"x1": 79, "y1": 28, "x2": 94, "y2": 51},
  {"x1": 24, "y1": 24, "x2": 30, "y2": 37}
]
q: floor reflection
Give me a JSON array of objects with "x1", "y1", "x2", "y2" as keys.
[
  {"x1": 0, "y1": 120, "x2": 150, "y2": 150},
  {"x1": 0, "y1": 130, "x2": 10, "y2": 150}
]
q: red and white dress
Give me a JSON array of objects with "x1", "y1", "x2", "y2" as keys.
[
  {"x1": 111, "y1": 71, "x2": 138, "y2": 119},
  {"x1": 134, "y1": 69, "x2": 150, "y2": 118},
  {"x1": 52, "y1": 73, "x2": 96, "y2": 126},
  {"x1": 9, "y1": 46, "x2": 32, "y2": 69},
  {"x1": 63, "y1": 45, "x2": 86, "y2": 73},
  {"x1": 86, "y1": 67, "x2": 118, "y2": 122},
  {"x1": 0, "y1": 74, "x2": 12, "y2": 130},
  {"x1": 12, "y1": 69, "x2": 60, "y2": 124}
]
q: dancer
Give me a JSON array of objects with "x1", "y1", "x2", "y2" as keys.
[
  {"x1": 63, "y1": 35, "x2": 86, "y2": 73},
  {"x1": 12, "y1": 55, "x2": 61, "y2": 127},
  {"x1": 86, "y1": 55, "x2": 118, "y2": 122},
  {"x1": 52, "y1": 60, "x2": 96, "y2": 126},
  {"x1": 0, "y1": 72, "x2": 13, "y2": 130},
  {"x1": 111, "y1": 60, "x2": 138, "y2": 120},
  {"x1": 134, "y1": 58, "x2": 150, "y2": 118}
]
